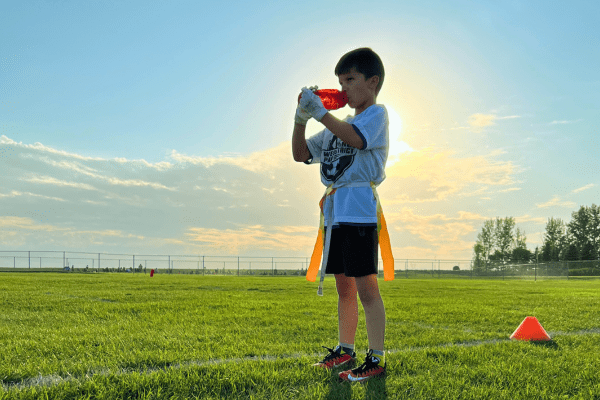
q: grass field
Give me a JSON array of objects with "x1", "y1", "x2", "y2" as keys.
[{"x1": 1, "y1": 273, "x2": 600, "y2": 399}]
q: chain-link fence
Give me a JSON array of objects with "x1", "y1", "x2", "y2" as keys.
[
  {"x1": 1, "y1": 250, "x2": 599, "y2": 279},
  {"x1": 0, "y1": 251, "x2": 309, "y2": 276}
]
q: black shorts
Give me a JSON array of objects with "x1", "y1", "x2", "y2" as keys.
[{"x1": 324, "y1": 224, "x2": 379, "y2": 277}]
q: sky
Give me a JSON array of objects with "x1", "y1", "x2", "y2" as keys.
[{"x1": 1, "y1": 0, "x2": 599, "y2": 263}]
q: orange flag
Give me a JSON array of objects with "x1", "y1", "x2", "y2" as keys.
[{"x1": 306, "y1": 183, "x2": 394, "y2": 282}]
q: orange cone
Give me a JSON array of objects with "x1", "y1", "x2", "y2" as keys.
[{"x1": 510, "y1": 316, "x2": 551, "y2": 341}]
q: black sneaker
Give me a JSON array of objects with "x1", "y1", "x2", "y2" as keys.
[
  {"x1": 338, "y1": 350, "x2": 386, "y2": 382},
  {"x1": 313, "y1": 345, "x2": 357, "y2": 369}
]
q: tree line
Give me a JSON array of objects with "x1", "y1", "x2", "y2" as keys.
[{"x1": 473, "y1": 204, "x2": 600, "y2": 269}]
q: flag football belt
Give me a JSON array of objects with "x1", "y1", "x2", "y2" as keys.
[{"x1": 306, "y1": 181, "x2": 394, "y2": 295}]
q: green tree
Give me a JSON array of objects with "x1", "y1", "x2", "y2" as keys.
[
  {"x1": 495, "y1": 217, "x2": 516, "y2": 263},
  {"x1": 589, "y1": 204, "x2": 600, "y2": 259},
  {"x1": 541, "y1": 217, "x2": 566, "y2": 261},
  {"x1": 474, "y1": 219, "x2": 495, "y2": 270},
  {"x1": 564, "y1": 243, "x2": 580, "y2": 261},
  {"x1": 511, "y1": 227, "x2": 532, "y2": 263},
  {"x1": 569, "y1": 206, "x2": 592, "y2": 260},
  {"x1": 474, "y1": 217, "x2": 530, "y2": 267},
  {"x1": 567, "y1": 205, "x2": 600, "y2": 261},
  {"x1": 473, "y1": 242, "x2": 485, "y2": 271}
]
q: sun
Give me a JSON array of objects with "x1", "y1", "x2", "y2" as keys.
[{"x1": 386, "y1": 106, "x2": 413, "y2": 168}]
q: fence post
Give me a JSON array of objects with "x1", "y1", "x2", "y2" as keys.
[
  {"x1": 272, "y1": 257, "x2": 274, "y2": 276},
  {"x1": 238, "y1": 257, "x2": 240, "y2": 276},
  {"x1": 14, "y1": 256, "x2": 15, "y2": 268},
  {"x1": 28, "y1": 251, "x2": 31, "y2": 269},
  {"x1": 98, "y1": 253, "x2": 101, "y2": 272},
  {"x1": 202, "y1": 256, "x2": 205, "y2": 275},
  {"x1": 133, "y1": 255, "x2": 135, "y2": 273},
  {"x1": 64, "y1": 251, "x2": 66, "y2": 268}
]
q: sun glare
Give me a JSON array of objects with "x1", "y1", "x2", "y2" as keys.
[{"x1": 386, "y1": 106, "x2": 413, "y2": 168}]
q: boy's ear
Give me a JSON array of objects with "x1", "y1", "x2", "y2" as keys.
[{"x1": 368, "y1": 75, "x2": 380, "y2": 90}]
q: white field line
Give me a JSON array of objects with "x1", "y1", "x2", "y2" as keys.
[{"x1": 3, "y1": 329, "x2": 600, "y2": 391}]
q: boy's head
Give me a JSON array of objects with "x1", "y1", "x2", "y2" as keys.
[{"x1": 335, "y1": 48, "x2": 385, "y2": 95}]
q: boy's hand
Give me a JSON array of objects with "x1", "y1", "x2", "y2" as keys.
[
  {"x1": 295, "y1": 106, "x2": 311, "y2": 126},
  {"x1": 294, "y1": 86, "x2": 318, "y2": 125},
  {"x1": 299, "y1": 87, "x2": 328, "y2": 122}
]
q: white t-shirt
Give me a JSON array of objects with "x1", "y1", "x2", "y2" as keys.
[{"x1": 305, "y1": 104, "x2": 389, "y2": 227}]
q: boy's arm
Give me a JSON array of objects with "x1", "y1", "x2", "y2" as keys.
[
  {"x1": 320, "y1": 113, "x2": 364, "y2": 150},
  {"x1": 299, "y1": 87, "x2": 363, "y2": 150},
  {"x1": 292, "y1": 122, "x2": 311, "y2": 163}
]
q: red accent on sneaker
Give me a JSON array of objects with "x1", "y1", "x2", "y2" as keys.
[
  {"x1": 339, "y1": 351, "x2": 386, "y2": 382},
  {"x1": 313, "y1": 346, "x2": 357, "y2": 370}
]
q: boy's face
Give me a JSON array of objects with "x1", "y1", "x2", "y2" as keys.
[{"x1": 338, "y1": 67, "x2": 379, "y2": 115}]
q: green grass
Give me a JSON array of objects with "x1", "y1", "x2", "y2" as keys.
[{"x1": 1, "y1": 273, "x2": 600, "y2": 399}]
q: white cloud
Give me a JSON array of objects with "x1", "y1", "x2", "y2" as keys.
[
  {"x1": 169, "y1": 141, "x2": 293, "y2": 173},
  {"x1": 550, "y1": 119, "x2": 582, "y2": 125},
  {"x1": 0, "y1": 190, "x2": 66, "y2": 202},
  {"x1": 573, "y1": 183, "x2": 595, "y2": 193},
  {"x1": 184, "y1": 224, "x2": 316, "y2": 254},
  {"x1": 1, "y1": 135, "x2": 173, "y2": 170},
  {"x1": 385, "y1": 208, "x2": 487, "y2": 259},
  {"x1": 497, "y1": 115, "x2": 521, "y2": 120},
  {"x1": 466, "y1": 114, "x2": 520, "y2": 133},
  {"x1": 28, "y1": 155, "x2": 177, "y2": 191},
  {"x1": 535, "y1": 195, "x2": 576, "y2": 209},
  {"x1": 381, "y1": 148, "x2": 517, "y2": 204},
  {"x1": 21, "y1": 175, "x2": 99, "y2": 191},
  {"x1": 0, "y1": 216, "x2": 68, "y2": 232},
  {"x1": 468, "y1": 114, "x2": 496, "y2": 132},
  {"x1": 498, "y1": 187, "x2": 521, "y2": 193},
  {"x1": 515, "y1": 215, "x2": 547, "y2": 225},
  {"x1": 103, "y1": 176, "x2": 176, "y2": 191}
]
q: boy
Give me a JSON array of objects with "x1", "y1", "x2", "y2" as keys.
[{"x1": 292, "y1": 48, "x2": 390, "y2": 382}]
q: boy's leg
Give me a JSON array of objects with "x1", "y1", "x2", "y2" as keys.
[
  {"x1": 335, "y1": 273, "x2": 358, "y2": 346},
  {"x1": 354, "y1": 274, "x2": 385, "y2": 352},
  {"x1": 313, "y1": 274, "x2": 357, "y2": 369},
  {"x1": 338, "y1": 273, "x2": 386, "y2": 382}
]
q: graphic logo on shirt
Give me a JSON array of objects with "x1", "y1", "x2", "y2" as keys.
[{"x1": 321, "y1": 137, "x2": 356, "y2": 182}]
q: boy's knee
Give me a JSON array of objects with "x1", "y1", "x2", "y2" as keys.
[
  {"x1": 356, "y1": 280, "x2": 382, "y2": 305},
  {"x1": 335, "y1": 274, "x2": 356, "y2": 297},
  {"x1": 337, "y1": 285, "x2": 357, "y2": 300},
  {"x1": 357, "y1": 289, "x2": 380, "y2": 305}
]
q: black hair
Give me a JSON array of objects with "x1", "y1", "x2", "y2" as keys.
[{"x1": 335, "y1": 48, "x2": 385, "y2": 93}]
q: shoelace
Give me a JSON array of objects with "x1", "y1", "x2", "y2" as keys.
[
  {"x1": 351, "y1": 350, "x2": 379, "y2": 374},
  {"x1": 321, "y1": 345, "x2": 341, "y2": 362}
]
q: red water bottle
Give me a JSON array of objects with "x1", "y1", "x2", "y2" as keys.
[{"x1": 298, "y1": 89, "x2": 348, "y2": 110}]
